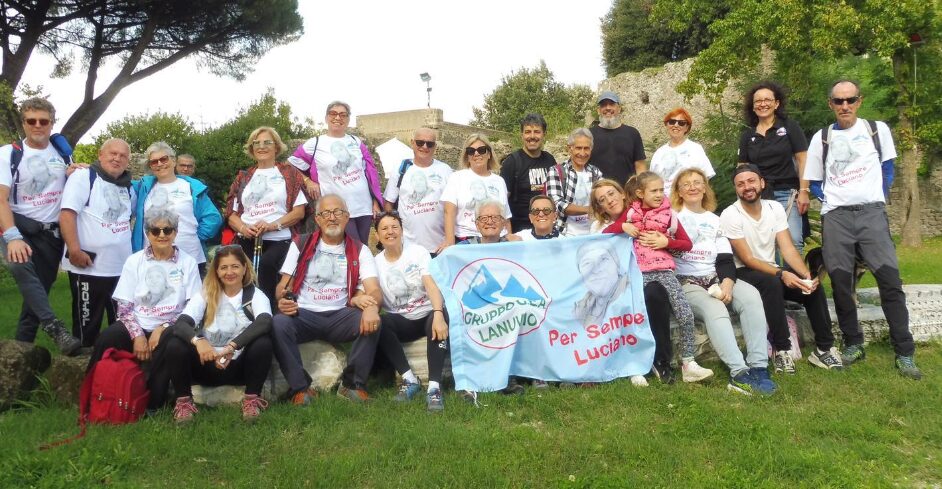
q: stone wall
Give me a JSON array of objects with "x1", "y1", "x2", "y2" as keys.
[{"x1": 886, "y1": 164, "x2": 942, "y2": 236}]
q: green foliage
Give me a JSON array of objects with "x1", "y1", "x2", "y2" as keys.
[
  {"x1": 471, "y1": 61, "x2": 594, "y2": 138},
  {"x1": 602, "y1": 0, "x2": 721, "y2": 77},
  {"x1": 71, "y1": 144, "x2": 99, "y2": 165},
  {"x1": 93, "y1": 112, "x2": 197, "y2": 154}
]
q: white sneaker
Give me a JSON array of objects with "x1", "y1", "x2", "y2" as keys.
[
  {"x1": 681, "y1": 360, "x2": 714, "y2": 383},
  {"x1": 630, "y1": 375, "x2": 648, "y2": 387}
]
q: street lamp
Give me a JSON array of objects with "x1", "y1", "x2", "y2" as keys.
[{"x1": 419, "y1": 72, "x2": 432, "y2": 108}]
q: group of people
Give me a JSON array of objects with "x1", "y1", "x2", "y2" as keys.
[{"x1": 0, "y1": 79, "x2": 923, "y2": 423}]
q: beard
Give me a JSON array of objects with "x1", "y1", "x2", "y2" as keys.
[
  {"x1": 598, "y1": 114, "x2": 621, "y2": 129},
  {"x1": 323, "y1": 224, "x2": 344, "y2": 238}
]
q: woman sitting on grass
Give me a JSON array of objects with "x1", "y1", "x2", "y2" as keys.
[{"x1": 161, "y1": 245, "x2": 274, "y2": 423}]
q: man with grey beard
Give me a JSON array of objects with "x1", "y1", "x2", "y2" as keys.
[{"x1": 589, "y1": 91, "x2": 646, "y2": 185}]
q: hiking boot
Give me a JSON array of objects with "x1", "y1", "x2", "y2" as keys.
[
  {"x1": 895, "y1": 355, "x2": 923, "y2": 380},
  {"x1": 809, "y1": 347, "x2": 844, "y2": 371},
  {"x1": 290, "y1": 387, "x2": 319, "y2": 406},
  {"x1": 426, "y1": 388, "x2": 444, "y2": 412},
  {"x1": 393, "y1": 380, "x2": 422, "y2": 402},
  {"x1": 681, "y1": 360, "x2": 714, "y2": 383},
  {"x1": 173, "y1": 396, "x2": 198, "y2": 424},
  {"x1": 727, "y1": 370, "x2": 755, "y2": 396},
  {"x1": 651, "y1": 362, "x2": 675, "y2": 384},
  {"x1": 841, "y1": 344, "x2": 866, "y2": 365},
  {"x1": 531, "y1": 379, "x2": 549, "y2": 389},
  {"x1": 241, "y1": 394, "x2": 268, "y2": 422},
  {"x1": 501, "y1": 377, "x2": 525, "y2": 396},
  {"x1": 773, "y1": 351, "x2": 796, "y2": 374},
  {"x1": 40, "y1": 319, "x2": 82, "y2": 356},
  {"x1": 337, "y1": 384, "x2": 371, "y2": 403},
  {"x1": 750, "y1": 367, "x2": 777, "y2": 395},
  {"x1": 458, "y1": 390, "x2": 478, "y2": 404}
]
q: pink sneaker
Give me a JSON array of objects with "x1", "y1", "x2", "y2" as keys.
[
  {"x1": 173, "y1": 396, "x2": 198, "y2": 424},
  {"x1": 241, "y1": 394, "x2": 269, "y2": 422}
]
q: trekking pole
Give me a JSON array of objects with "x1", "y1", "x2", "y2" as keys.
[{"x1": 253, "y1": 235, "x2": 262, "y2": 283}]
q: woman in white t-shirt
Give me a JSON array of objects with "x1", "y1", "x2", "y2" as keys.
[
  {"x1": 225, "y1": 126, "x2": 308, "y2": 309},
  {"x1": 161, "y1": 245, "x2": 274, "y2": 423},
  {"x1": 440, "y1": 134, "x2": 512, "y2": 247},
  {"x1": 648, "y1": 108, "x2": 715, "y2": 198},
  {"x1": 670, "y1": 168, "x2": 776, "y2": 395},
  {"x1": 88, "y1": 208, "x2": 202, "y2": 413},
  {"x1": 371, "y1": 212, "x2": 449, "y2": 411}
]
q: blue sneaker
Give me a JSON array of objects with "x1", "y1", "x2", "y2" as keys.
[
  {"x1": 393, "y1": 380, "x2": 422, "y2": 402},
  {"x1": 727, "y1": 370, "x2": 755, "y2": 396},
  {"x1": 426, "y1": 388, "x2": 444, "y2": 412},
  {"x1": 750, "y1": 367, "x2": 777, "y2": 395}
]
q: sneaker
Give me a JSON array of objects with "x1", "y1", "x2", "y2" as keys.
[
  {"x1": 426, "y1": 388, "x2": 444, "y2": 412},
  {"x1": 501, "y1": 377, "x2": 525, "y2": 396},
  {"x1": 841, "y1": 344, "x2": 866, "y2": 365},
  {"x1": 895, "y1": 355, "x2": 923, "y2": 380},
  {"x1": 532, "y1": 379, "x2": 549, "y2": 389},
  {"x1": 393, "y1": 380, "x2": 422, "y2": 402},
  {"x1": 682, "y1": 360, "x2": 714, "y2": 383},
  {"x1": 651, "y1": 362, "x2": 676, "y2": 384},
  {"x1": 809, "y1": 347, "x2": 844, "y2": 371},
  {"x1": 290, "y1": 387, "x2": 319, "y2": 406},
  {"x1": 173, "y1": 396, "x2": 198, "y2": 424},
  {"x1": 750, "y1": 367, "x2": 777, "y2": 395},
  {"x1": 241, "y1": 394, "x2": 268, "y2": 422},
  {"x1": 337, "y1": 384, "x2": 371, "y2": 402},
  {"x1": 458, "y1": 390, "x2": 478, "y2": 404},
  {"x1": 40, "y1": 319, "x2": 82, "y2": 356},
  {"x1": 630, "y1": 375, "x2": 648, "y2": 387},
  {"x1": 773, "y1": 351, "x2": 796, "y2": 374},
  {"x1": 727, "y1": 370, "x2": 755, "y2": 396}
]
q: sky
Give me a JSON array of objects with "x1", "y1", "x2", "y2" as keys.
[{"x1": 18, "y1": 0, "x2": 613, "y2": 143}]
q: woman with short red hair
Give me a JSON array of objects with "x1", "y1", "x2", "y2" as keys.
[{"x1": 648, "y1": 108, "x2": 714, "y2": 197}]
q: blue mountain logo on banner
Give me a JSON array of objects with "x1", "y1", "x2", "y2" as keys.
[{"x1": 463, "y1": 265, "x2": 543, "y2": 309}]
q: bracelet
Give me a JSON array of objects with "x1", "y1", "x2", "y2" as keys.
[
  {"x1": 2, "y1": 226, "x2": 23, "y2": 243},
  {"x1": 799, "y1": 188, "x2": 810, "y2": 193},
  {"x1": 775, "y1": 269, "x2": 784, "y2": 279}
]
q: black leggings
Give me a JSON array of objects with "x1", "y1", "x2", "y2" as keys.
[
  {"x1": 377, "y1": 311, "x2": 449, "y2": 383},
  {"x1": 644, "y1": 281, "x2": 673, "y2": 366},
  {"x1": 87, "y1": 321, "x2": 174, "y2": 410},
  {"x1": 239, "y1": 238, "x2": 290, "y2": 310},
  {"x1": 162, "y1": 335, "x2": 273, "y2": 397}
]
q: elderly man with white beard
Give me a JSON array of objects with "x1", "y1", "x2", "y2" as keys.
[{"x1": 589, "y1": 91, "x2": 647, "y2": 186}]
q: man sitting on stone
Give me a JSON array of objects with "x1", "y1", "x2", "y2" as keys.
[
  {"x1": 458, "y1": 200, "x2": 522, "y2": 245},
  {"x1": 272, "y1": 194, "x2": 383, "y2": 404},
  {"x1": 514, "y1": 195, "x2": 560, "y2": 240}
]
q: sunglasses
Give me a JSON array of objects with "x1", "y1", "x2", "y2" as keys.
[
  {"x1": 147, "y1": 226, "x2": 177, "y2": 236},
  {"x1": 23, "y1": 118, "x2": 52, "y2": 127},
  {"x1": 315, "y1": 208, "x2": 349, "y2": 219},
  {"x1": 328, "y1": 111, "x2": 349, "y2": 119},
  {"x1": 465, "y1": 146, "x2": 490, "y2": 157},
  {"x1": 147, "y1": 155, "x2": 171, "y2": 167},
  {"x1": 830, "y1": 96, "x2": 860, "y2": 106},
  {"x1": 529, "y1": 207, "x2": 555, "y2": 216},
  {"x1": 665, "y1": 119, "x2": 689, "y2": 127},
  {"x1": 251, "y1": 139, "x2": 275, "y2": 148},
  {"x1": 414, "y1": 139, "x2": 436, "y2": 149}
]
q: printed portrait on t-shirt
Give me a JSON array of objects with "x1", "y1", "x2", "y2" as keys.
[
  {"x1": 383, "y1": 267, "x2": 416, "y2": 309},
  {"x1": 243, "y1": 173, "x2": 269, "y2": 209},
  {"x1": 139, "y1": 265, "x2": 175, "y2": 307},
  {"x1": 572, "y1": 241, "x2": 629, "y2": 326},
  {"x1": 406, "y1": 171, "x2": 430, "y2": 203},
  {"x1": 311, "y1": 253, "x2": 339, "y2": 289},
  {"x1": 21, "y1": 154, "x2": 53, "y2": 196},
  {"x1": 146, "y1": 186, "x2": 170, "y2": 213},
  {"x1": 330, "y1": 141, "x2": 355, "y2": 176},
  {"x1": 465, "y1": 180, "x2": 488, "y2": 210},
  {"x1": 102, "y1": 184, "x2": 129, "y2": 222},
  {"x1": 827, "y1": 136, "x2": 858, "y2": 181},
  {"x1": 657, "y1": 151, "x2": 681, "y2": 185},
  {"x1": 573, "y1": 173, "x2": 592, "y2": 206},
  {"x1": 205, "y1": 302, "x2": 238, "y2": 347}
]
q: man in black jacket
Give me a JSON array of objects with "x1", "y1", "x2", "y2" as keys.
[{"x1": 500, "y1": 113, "x2": 557, "y2": 232}]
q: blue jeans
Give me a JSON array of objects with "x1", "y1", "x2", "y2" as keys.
[
  {"x1": 773, "y1": 189, "x2": 803, "y2": 256},
  {"x1": 0, "y1": 229, "x2": 63, "y2": 341}
]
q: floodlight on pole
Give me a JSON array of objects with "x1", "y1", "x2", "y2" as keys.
[{"x1": 419, "y1": 72, "x2": 432, "y2": 108}]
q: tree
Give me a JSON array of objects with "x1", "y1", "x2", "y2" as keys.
[
  {"x1": 601, "y1": 0, "x2": 722, "y2": 77},
  {"x1": 0, "y1": 0, "x2": 303, "y2": 143},
  {"x1": 651, "y1": 0, "x2": 940, "y2": 246},
  {"x1": 93, "y1": 111, "x2": 196, "y2": 154},
  {"x1": 471, "y1": 61, "x2": 594, "y2": 137}
]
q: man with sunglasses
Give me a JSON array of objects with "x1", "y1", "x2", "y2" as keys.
[
  {"x1": 60, "y1": 138, "x2": 136, "y2": 347},
  {"x1": 803, "y1": 79, "x2": 922, "y2": 380},
  {"x1": 589, "y1": 91, "x2": 646, "y2": 186},
  {"x1": 500, "y1": 114, "x2": 557, "y2": 233},
  {"x1": 383, "y1": 127, "x2": 452, "y2": 255},
  {"x1": 0, "y1": 97, "x2": 82, "y2": 354}
]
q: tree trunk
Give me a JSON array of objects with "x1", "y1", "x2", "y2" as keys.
[{"x1": 891, "y1": 51, "x2": 922, "y2": 248}]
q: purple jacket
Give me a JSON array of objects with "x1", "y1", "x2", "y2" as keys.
[{"x1": 289, "y1": 135, "x2": 384, "y2": 206}]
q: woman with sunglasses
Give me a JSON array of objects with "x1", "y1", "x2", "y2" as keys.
[
  {"x1": 648, "y1": 108, "x2": 714, "y2": 197},
  {"x1": 160, "y1": 245, "x2": 274, "y2": 423},
  {"x1": 87, "y1": 208, "x2": 202, "y2": 412},
  {"x1": 440, "y1": 134, "x2": 512, "y2": 247},
  {"x1": 739, "y1": 81, "x2": 809, "y2": 254},
  {"x1": 132, "y1": 142, "x2": 221, "y2": 276},
  {"x1": 225, "y1": 126, "x2": 308, "y2": 308}
]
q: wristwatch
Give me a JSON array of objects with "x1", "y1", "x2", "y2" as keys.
[
  {"x1": 276, "y1": 221, "x2": 283, "y2": 231},
  {"x1": 775, "y1": 269, "x2": 784, "y2": 279}
]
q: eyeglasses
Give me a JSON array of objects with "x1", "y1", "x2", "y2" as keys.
[
  {"x1": 679, "y1": 181, "x2": 704, "y2": 190},
  {"x1": 23, "y1": 118, "x2": 52, "y2": 127},
  {"x1": 147, "y1": 155, "x2": 171, "y2": 167},
  {"x1": 316, "y1": 208, "x2": 349, "y2": 219},
  {"x1": 252, "y1": 139, "x2": 275, "y2": 148},
  {"x1": 465, "y1": 146, "x2": 490, "y2": 157},
  {"x1": 475, "y1": 215, "x2": 503, "y2": 224},
  {"x1": 529, "y1": 207, "x2": 555, "y2": 216},
  {"x1": 414, "y1": 139, "x2": 436, "y2": 149},
  {"x1": 328, "y1": 111, "x2": 350, "y2": 119},
  {"x1": 147, "y1": 226, "x2": 177, "y2": 236},
  {"x1": 753, "y1": 98, "x2": 776, "y2": 105},
  {"x1": 665, "y1": 119, "x2": 689, "y2": 127},
  {"x1": 830, "y1": 96, "x2": 860, "y2": 106},
  {"x1": 596, "y1": 189, "x2": 621, "y2": 205}
]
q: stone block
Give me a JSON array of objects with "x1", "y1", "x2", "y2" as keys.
[
  {"x1": 0, "y1": 340, "x2": 52, "y2": 411},
  {"x1": 44, "y1": 355, "x2": 88, "y2": 406},
  {"x1": 399, "y1": 338, "x2": 452, "y2": 384}
]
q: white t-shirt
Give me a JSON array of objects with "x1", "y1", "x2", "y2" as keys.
[
  {"x1": 235, "y1": 167, "x2": 307, "y2": 241},
  {"x1": 308, "y1": 135, "x2": 373, "y2": 218},
  {"x1": 719, "y1": 199, "x2": 788, "y2": 269},
  {"x1": 60, "y1": 168, "x2": 135, "y2": 277},
  {"x1": 675, "y1": 207, "x2": 731, "y2": 277},
  {"x1": 440, "y1": 169, "x2": 511, "y2": 238},
  {"x1": 0, "y1": 143, "x2": 68, "y2": 223},
  {"x1": 181, "y1": 287, "x2": 272, "y2": 360},
  {"x1": 562, "y1": 169, "x2": 593, "y2": 237},
  {"x1": 280, "y1": 240, "x2": 378, "y2": 312},
  {"x1": 375, "y1": 244, "x2": 433, "y2": 320},
  {"x1": 804, "y1": 119, "x2": 897, "y2": 214},
  {"x1": 145, "y1": 178, "x2": 204, "y2": 263},
  {"x1": 649, "y1": 139, "x2": 715, "y2": 197},
  {"x1": 384, "y1": 160, "x2": 453, "y2": 253},
  {"x1": 514, "y1": 229, "x2": 537, "y2": 241},
  {"x1": 112, "y1": 249, "x2": 201, "y2": 332}
]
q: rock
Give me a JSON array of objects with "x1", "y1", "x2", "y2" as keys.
[
  {"x1": 399, "y1": 338, "x2": 452, "y2": 384},
  {"x1": 44, "y1": 355, "x2": 88, "y2": 406},
  {"x1": 0, "y1": 340, "x2": 52, "y2": 411}
]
